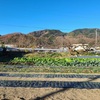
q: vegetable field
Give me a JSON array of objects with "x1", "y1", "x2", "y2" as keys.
[
  {"x1": 0, "y1": 73, "x2": 100, "y2": 78},
  {"x1": 0, "y1": 80, "x2": 100, "y2": 88},
  {"x1": 1, "y1": 64, "x2": 100, "y2": 73},
  {"x1": 11, "y1": 57, "x2": 100, "y2": 67},
  {"x1": 3, "y1": 57, "x2": 98, "y2": 73},
  {"x1": 0, "y1": 72, "x2": 100, "y2": 88}
]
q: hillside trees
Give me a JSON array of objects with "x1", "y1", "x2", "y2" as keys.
[{"x1": 0, "y1": 29, "x2": 100, "y2": 48}]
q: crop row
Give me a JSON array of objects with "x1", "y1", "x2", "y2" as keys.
[
  {"x1": 11, "y1": 57, "x2": 100, "y2": 67},
  {"x1": 0, "y1": 80, "x2": 100, "y2": 88},
  {"x1": 0, "y1": 73, "x2": 100, "y2": 78}
]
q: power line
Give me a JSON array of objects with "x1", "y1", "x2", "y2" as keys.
[{"x1": 0, "y1": 24, "x2": 73, "y2": 31}]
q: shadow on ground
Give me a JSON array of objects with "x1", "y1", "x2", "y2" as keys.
[
  {"x1": 0, "y1": 76, "x2": 100, "y2": 100},
  {"x1": 31, "y1": 76, "x2": 100, "y2": 100},
  {"x1": 0, "y1": 51, "x2": 29, "y2": 63}
]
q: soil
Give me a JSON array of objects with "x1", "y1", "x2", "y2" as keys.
[
  {"x1": 0, "y1": 73, "x2": 100, "y2": 100},
  {"x1": 0, "y1": 87, "x2": 100, "y2": 100}
]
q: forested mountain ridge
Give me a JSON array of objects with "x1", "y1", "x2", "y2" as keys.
[
  {"x1": 28, "y1": 29, "x2": 65, "y2": 37},
  {"x1": 68, "y1": 28, "x2": 100, "y2": 37},
  {"x1": 0, "y1": 28, "x2": 100, "y2": 48}
]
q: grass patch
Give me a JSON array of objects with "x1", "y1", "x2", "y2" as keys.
[{"x1": 0, "y1": 65, "x2": 100, "y2": 73}]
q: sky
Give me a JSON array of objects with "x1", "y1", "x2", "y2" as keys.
[{"x1": 0, "y1": 0, "x2": 100, "y2": 35}]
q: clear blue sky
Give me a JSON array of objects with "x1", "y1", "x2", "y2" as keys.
[{"x1": 0, "y1": 0, "x2": 100, "y2": 35}]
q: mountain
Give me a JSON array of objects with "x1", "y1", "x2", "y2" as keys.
[
  {"x1": 28, "y1": 29, "x2": 65, "y2": 37},
  {"x1": 68, "y1": 28, "x2": 100, "y2": 38},
  {"x1": 28, "y1": 29, "x2": 67, "y2": 48},
  {"x1": 0, "y1": 28, "x2": 100, "y2": 48},
  {"x1": 0, "y1": 32, "x2": 36, "y2": 47},
  {"x1": 0, "y1": 30, "x2": 66, "y2": 48}
]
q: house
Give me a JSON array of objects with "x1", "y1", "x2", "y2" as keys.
[
  {"x1": 74, "y1": 46, "x2": 85, "y2": 51},
  {"x1": 72, "y1": 44, "x2": 88, "y2": 51}
]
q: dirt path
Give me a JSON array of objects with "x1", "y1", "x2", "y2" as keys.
[
  {"x1": 0, "y1": 77, "x2": 100, "y2": 82},
  {"x1": 0, "y1": 87, "x2": 100, "y2": 100},
  {"x1": 0, "y1": 72, "x2": 100, "y2": 75}
]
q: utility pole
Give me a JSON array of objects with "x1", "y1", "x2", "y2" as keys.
[{"x1": 95, "y1": 28, "x2": 97, "y2": 47}]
